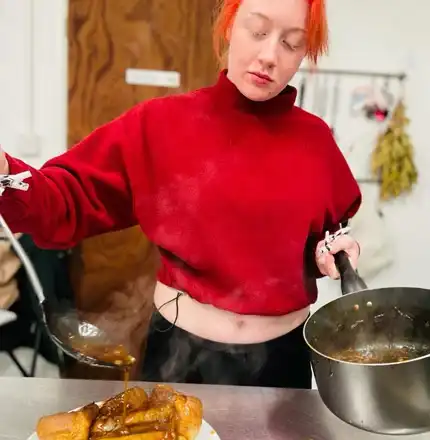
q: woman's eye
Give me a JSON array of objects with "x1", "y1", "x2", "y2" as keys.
[
  {"x1": 252, "y1": 31, "x2": 267, "y2": 38},
  {"x1": 282, "y1": 40, "x2": 300, "y2": 51}
]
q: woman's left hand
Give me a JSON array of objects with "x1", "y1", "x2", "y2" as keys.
[{"x1": 315, "y1": 234, "x2": 360, "y2": 279}]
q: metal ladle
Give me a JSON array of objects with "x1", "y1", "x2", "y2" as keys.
[{"x1": 0, "y1": 215, "x2": 135, "y2": 370}]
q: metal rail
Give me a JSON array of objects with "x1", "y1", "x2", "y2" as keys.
[{"x1": 299, "y1": 67, "x2": 406, "y2": 81}]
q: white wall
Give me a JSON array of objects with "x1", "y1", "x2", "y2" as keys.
[
  {"x1": 0, "y1": 0, "x2": 68, "y2": 168},
  {"x1": 0, "y1": 0, "x2": 429, "y2": 306},
  {"x1": 312, "y1": 0, "x2": 430, "y2": 310}
]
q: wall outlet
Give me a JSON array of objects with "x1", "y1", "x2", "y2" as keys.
[{"x1": 16, "y1": 133, "x2": 42, "y2": 157}]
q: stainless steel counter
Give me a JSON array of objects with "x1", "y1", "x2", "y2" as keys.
[{"x1": 0, "y1": 377, "x2": 428, "y2": 440}]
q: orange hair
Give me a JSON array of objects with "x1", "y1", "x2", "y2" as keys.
[{"x1": 213, "y1": 0, "x2": 328, "y2": 65}]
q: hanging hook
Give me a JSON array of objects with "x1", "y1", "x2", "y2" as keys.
[{"x1": 398, "y1": 75, "x2": 406, "y2": 100}]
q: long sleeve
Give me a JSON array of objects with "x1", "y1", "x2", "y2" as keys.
[{"x1": 0, "y1": 104, "x2": 146, "y2": 249}]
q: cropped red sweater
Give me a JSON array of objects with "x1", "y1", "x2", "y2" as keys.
[{"x1": 0, "y1": 70, "x2": 361, "y2": 316}]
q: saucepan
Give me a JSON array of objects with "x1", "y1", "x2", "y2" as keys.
[{"x1": 303, "y1": 251, "x2": 430, "y2": 435}]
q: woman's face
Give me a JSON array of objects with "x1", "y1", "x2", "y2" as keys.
[{"x1": 227, "y1": 0, "x2": 308, "y2": 101}]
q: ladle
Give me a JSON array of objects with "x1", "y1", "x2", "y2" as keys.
[{"x1": 0, "y1": 214, "x2": 135, "y2": 369}]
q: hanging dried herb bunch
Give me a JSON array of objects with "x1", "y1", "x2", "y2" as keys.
[{"x1": 371, "y1": 99, "x2": 418, "y2": 200}]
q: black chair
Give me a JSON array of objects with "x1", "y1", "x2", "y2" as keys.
[
  {"x1": 0, "y1": 235, "x2": 76, "y2": 376},
  {"x1": 0, "y1": 298, "x2": 42, "y2": 377}
]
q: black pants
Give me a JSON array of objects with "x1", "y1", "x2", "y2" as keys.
[{"x1": 141, "y1": 312, "x2": 311, "y2": 389}]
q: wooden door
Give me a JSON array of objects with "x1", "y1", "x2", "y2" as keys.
[{"x1": 66, "y1": 0, "x2": 218, "y2": 379}]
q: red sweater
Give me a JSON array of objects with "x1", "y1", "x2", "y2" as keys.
[{"x1": 1, "y1": 70, "x2": 361, "y2": 316}]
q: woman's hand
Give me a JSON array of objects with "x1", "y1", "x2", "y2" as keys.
[
  {"x1": 0, "y1": 149, "x2": 9, "y2": 174},
  {"x1": 315, "y1": 234, "x2": 360, "y2": 279}
]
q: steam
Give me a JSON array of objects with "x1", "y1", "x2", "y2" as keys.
[{"x1": 157, "y1": 321, "x2": 268, "y2": 385}]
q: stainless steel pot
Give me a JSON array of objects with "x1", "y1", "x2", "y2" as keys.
[{"x1": 304, "y1": 251, "x2": 430, "y2": 435}]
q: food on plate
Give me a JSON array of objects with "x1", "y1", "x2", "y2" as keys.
[
  {"x1": 97, "y1": 387, "x2": 148, "y2": 418},
  {"x1": 36, "y1": 384, "x2": 203, "y2": 440},
  {"x1": 36, "y1": 402, "x2": 99, "y2": 440}
]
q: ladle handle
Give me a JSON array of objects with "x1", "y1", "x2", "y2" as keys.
[
  {"x1": 0, "y1": 215, "x2": 46, "y2": 304},
  {"x1": 334, "y1": 250, "x2": 368, "y2": 295}
]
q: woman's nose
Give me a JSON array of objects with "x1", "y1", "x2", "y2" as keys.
[{"x1": 257, "y1": 40, "x2": 278, "y2": 69}]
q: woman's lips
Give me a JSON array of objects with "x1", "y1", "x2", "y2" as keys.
[{"x1": 249, "y1": 72, "x2": 273, "y2": 86}]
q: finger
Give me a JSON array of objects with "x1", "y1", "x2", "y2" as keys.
[
  {"x1": 316, "y1": 252, "x2": 340, "y2": 279},
  {"x1": 315, "y1": 239, "x2": 329, "y2": 256},
  {"x1": 328, "y1": 235, "x2": 359, "y2": 256},
  {"x1": 328, "y1": 236, "x2": 360, "y2": 269}
]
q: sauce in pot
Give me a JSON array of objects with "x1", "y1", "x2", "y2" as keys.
[{"x1": 333, "y1": 346, "x2": 429, "y2": 363}]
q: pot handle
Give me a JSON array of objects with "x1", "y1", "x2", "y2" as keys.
[{"x1": 334, "y1": 250, "x2": 368, "y2": 295}]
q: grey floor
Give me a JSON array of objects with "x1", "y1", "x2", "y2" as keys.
[{"x1": 0, "y1": 348, "x2": 59, "y2": 378}]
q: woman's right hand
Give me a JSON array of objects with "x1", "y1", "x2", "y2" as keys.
[{"x1": 0, "y1": 149, "x2": 9, "y2": 174}]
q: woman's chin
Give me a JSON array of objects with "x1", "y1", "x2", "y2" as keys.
[{"x1": 240, "y1": 84, "x2": 274, "y2": 102}]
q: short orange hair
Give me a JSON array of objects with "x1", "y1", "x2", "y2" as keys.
[{"x1": 213, "y1": 0, "x2": 328, "y2": 65}]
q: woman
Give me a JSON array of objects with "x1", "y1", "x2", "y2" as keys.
[{"x1": 0, "y1": 0, "x2": 361, "y2": 388}]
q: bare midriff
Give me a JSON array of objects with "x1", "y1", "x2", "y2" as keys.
[{"x1": 153, "y1": 282, "x2": 309, "y2": 344}]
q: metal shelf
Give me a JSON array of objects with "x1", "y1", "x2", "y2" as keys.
[{"x1": 298, "y1": 67, "x2": 406, "y2": 81}]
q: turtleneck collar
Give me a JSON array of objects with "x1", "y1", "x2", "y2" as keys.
[{"x1": 209, "y1": 69, "x2": 297, "y2": 115}]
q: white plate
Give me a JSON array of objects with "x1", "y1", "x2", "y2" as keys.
[{"x1": 27, "y1": 401, "x2": 220, "y2": 440}]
